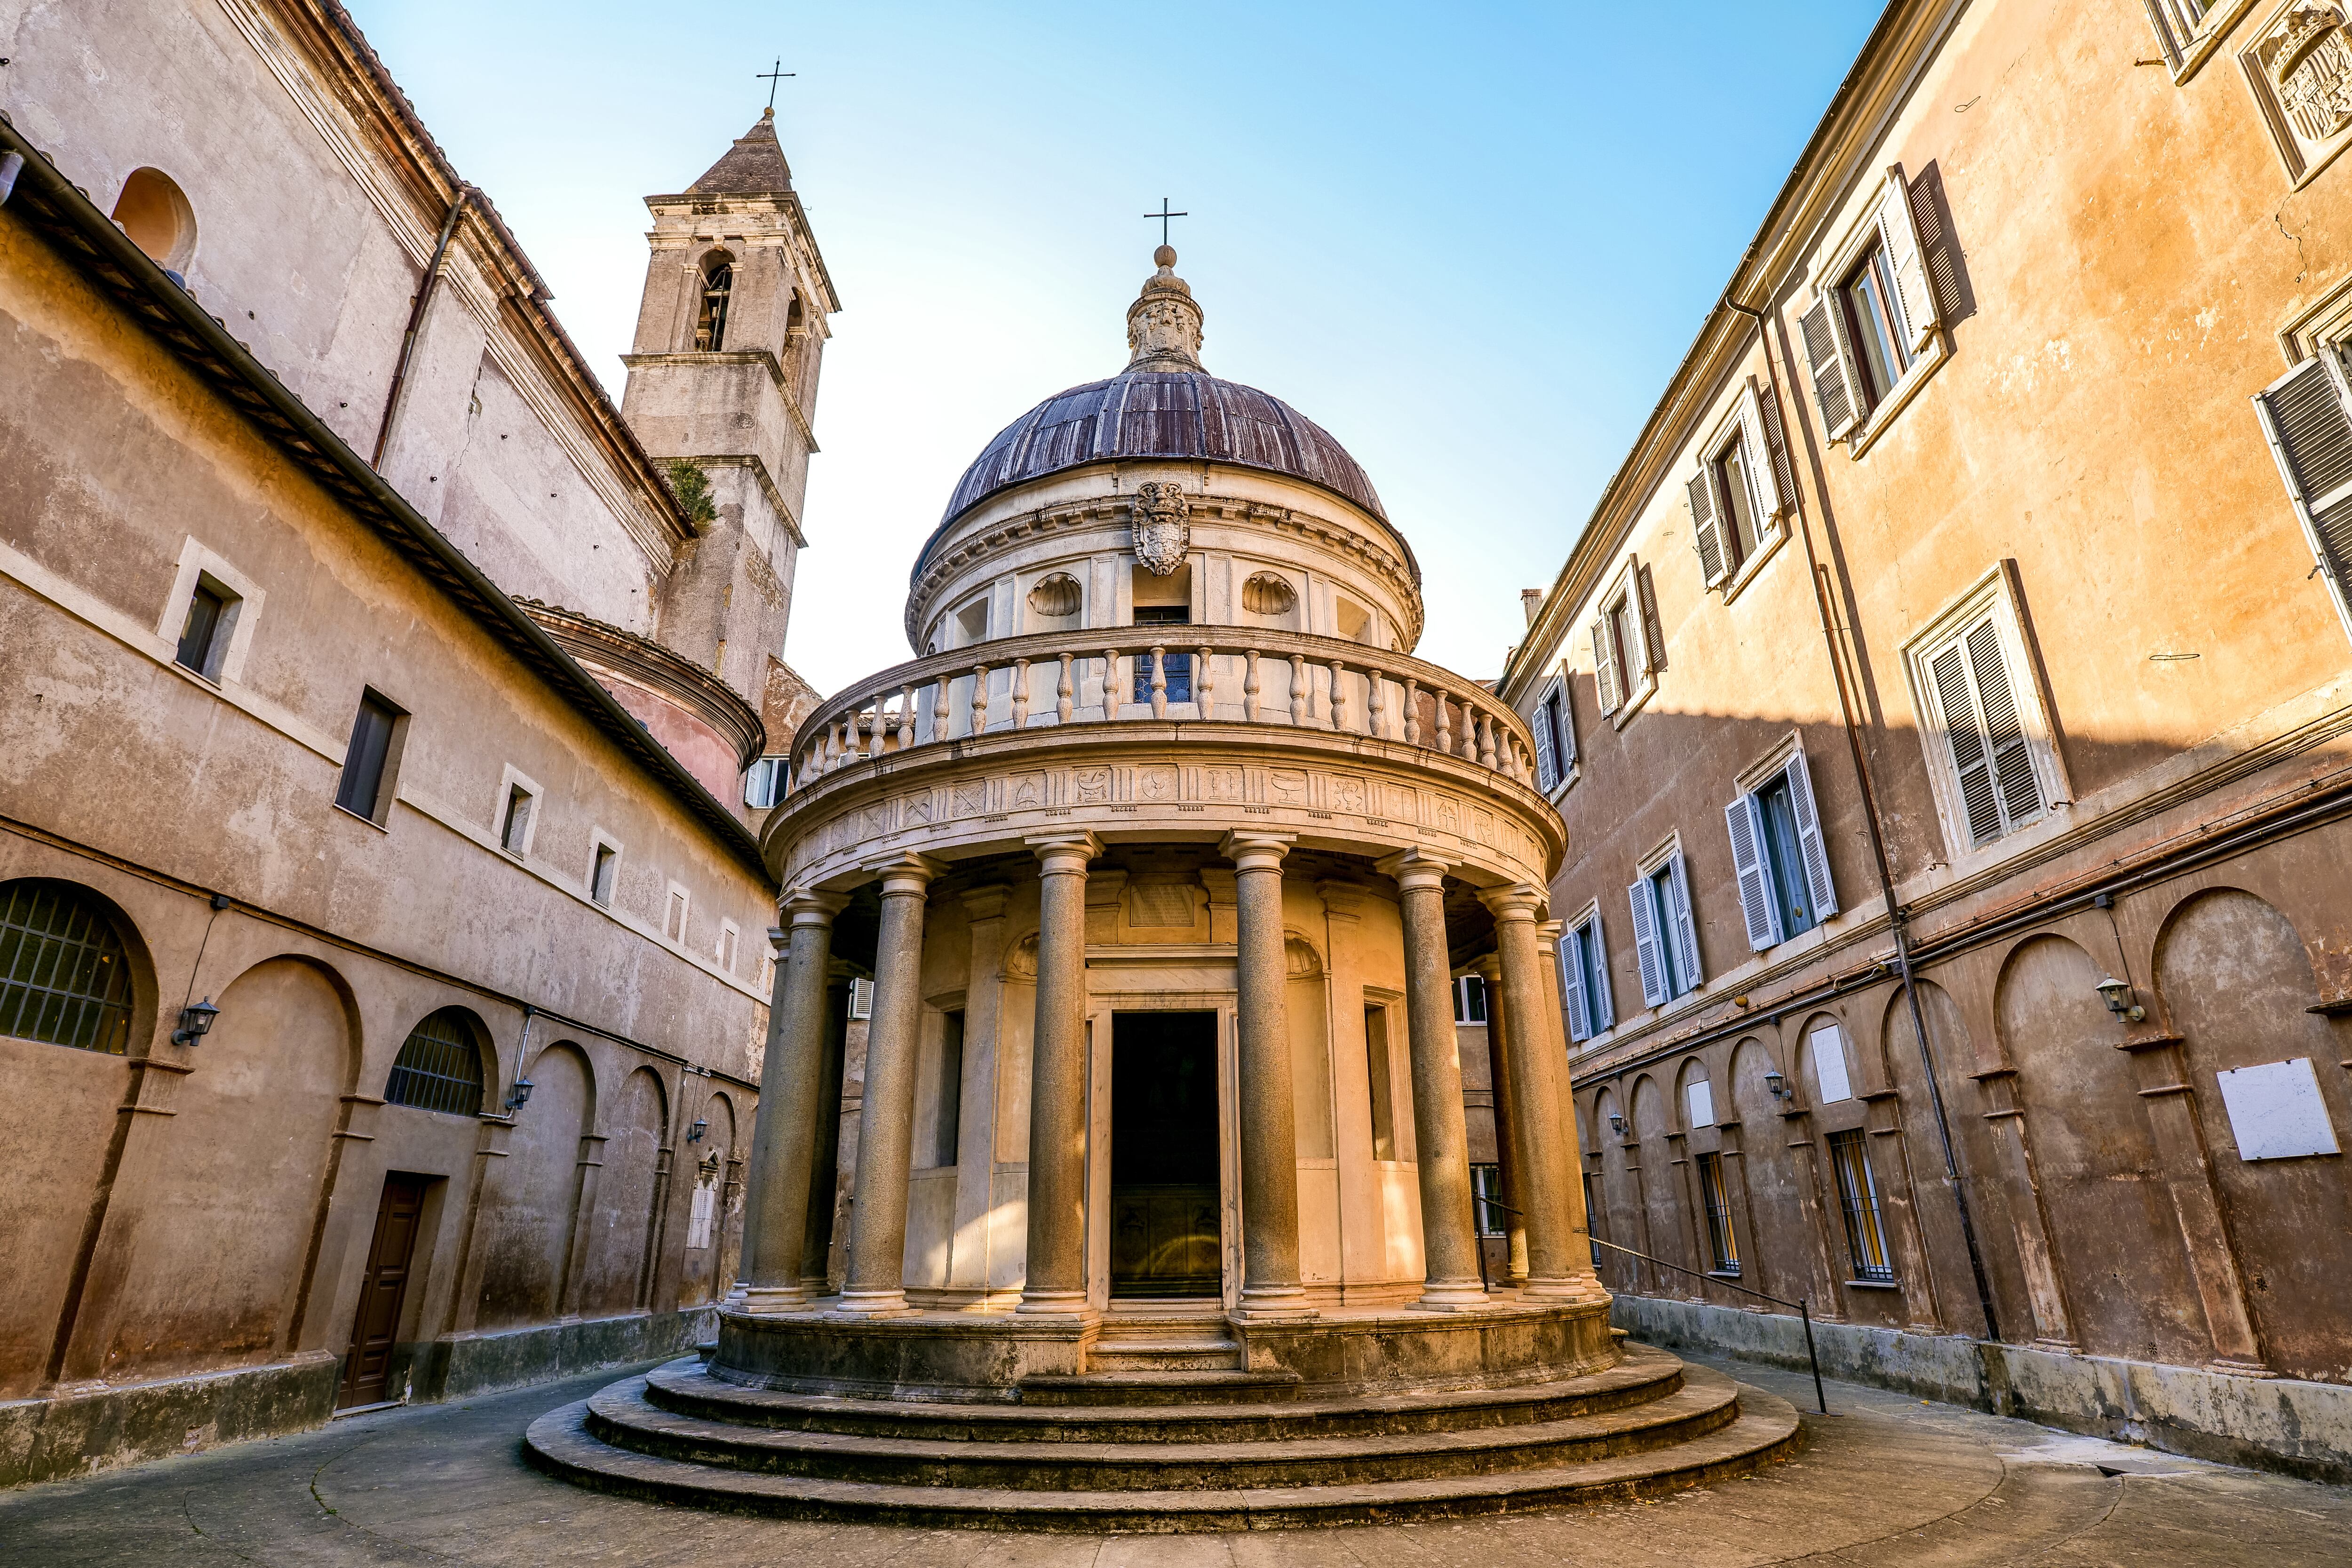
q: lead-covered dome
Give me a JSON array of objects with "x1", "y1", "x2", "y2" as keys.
[{"x1": 939, "y1": 367, "x2": 1388, "y2": 526}]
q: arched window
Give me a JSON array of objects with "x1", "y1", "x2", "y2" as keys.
[
  {"x1": 110, "y1": 168, "x2": 198, "y2": 276},
  {"x1": 0, "y1": 880, "x2": 136, "y2": 1055},
  {"x1": 385, "y1": 1006, "x2": 488, "y2": 1116},
  {"x1": 694, "y1": 255, "x2": 734, "y2": 352}
]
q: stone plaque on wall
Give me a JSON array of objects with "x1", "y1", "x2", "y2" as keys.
[{"x1": 2242, "y1": 4, "x2": 2352, "y2": 183}]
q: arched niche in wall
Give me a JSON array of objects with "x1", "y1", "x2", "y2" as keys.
[
  {"x1": 1629, "y1": 1074, "x2": 1690, "y2": 1280},
  {"x1": 1726, "y1": 1034, "x2": 1807, "y2": 1305},
  {"x1": 111, "y1": 168, "x2": 197, "y2": 275},
  {"x1": 1877, "y1": 983, "x2": 2004, "y2": 1338},
  {"x1": 582, "y1": 1066, "x2": 668, "y2": 1315},
  {"x1": 1285, "y1": 933, "x2": 1336, "y2": 1168},
  {"x1": 2154, "y1": 887, "x2": 2350, "y2": 1380},
  {"x1": 476, "y1": 1041, "x2": 595, "y2": 1329}
]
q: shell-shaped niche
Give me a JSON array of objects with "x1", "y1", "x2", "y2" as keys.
[
  {"x1": 1027, "y1": 573, "x2": 1083, "y2": 620},
  {"x1": 1242, "y1": 572, "x2": 1298, "y2": 617}
]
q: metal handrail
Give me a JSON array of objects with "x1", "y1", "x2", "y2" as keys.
[
  {"x1": 780, "y1": 625, "x2": 1540, "y2": 794},
  {"x1": 1587, "y1": 1236, "x2": 1828, "y2": 1414}
]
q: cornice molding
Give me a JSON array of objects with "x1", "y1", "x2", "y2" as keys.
[{"x1": 518, "y1": 600, "x2": 768, "y2": 768}]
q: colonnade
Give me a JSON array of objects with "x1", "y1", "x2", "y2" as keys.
[{"x1": 734, "y1": 838, "x2": 1604, "y2": 1316}]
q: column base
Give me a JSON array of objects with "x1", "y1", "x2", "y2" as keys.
[
  {"x1": 1013, "y1": 1289, "x2": 1089, "y2": 1317},
  {"x1": 736, "y1": 1284, "x2": 811, "y2": 1314},
  {"x1": 833, "y1": 1288, "x2": 912, "y2": 1317},
  {"x1": 1233, "y1": 1284, "x2": 1319, "y2": 1322},
  {"x1": 1520, "y1": 1275, "x2": 1612, "y2": 1307},
  {"x1": 1411, "y1": 1279, "x2": 1496, "y2": 1312}
]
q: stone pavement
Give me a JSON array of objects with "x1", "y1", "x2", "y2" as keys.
[{"x1": 2, "y1": 1354, "x2": 2346, "y2": 1566}]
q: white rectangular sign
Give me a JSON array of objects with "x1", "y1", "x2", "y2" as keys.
[
  {"x1": 1811, "y1": 1024, "x2": 1853, "y2": 1105},
  {"x1": 1686, "y1": 1081, "x2": 1715, "y2": 1129},
  {"x1": 2215, "y1": 1059, "x2": 2340, "y2": 1162}
]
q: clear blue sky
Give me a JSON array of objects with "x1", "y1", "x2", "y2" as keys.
[{"x1": 345, "y1": 0, "x2": 1886, "y2": 694}]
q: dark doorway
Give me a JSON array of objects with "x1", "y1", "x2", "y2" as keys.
[
  {"x1": 340, "y1": 1172, "x2": 429, "y2": 1409},
  {"x1": 1110, "y1": 1011, "x2": 1222, "y2": 1297}
]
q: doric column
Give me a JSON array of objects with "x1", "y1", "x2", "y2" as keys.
[
  {"x1": 1481, "y1": 884, "x2": 1605, "y2": 1302},
  {"x1": 1534, "y1": 918, "x2": 1603, "y2": 1292},
  {"x1": 1223, "y1": 830, "x2": 1310, "y2": 1317},
  {"x1": 1378, "y1": 849, "x2": 1487, "y2": 1309},
  {"x1": 837, "y1": 853, "x2": 941, "y2": 1315},
  {"x1": 1476, "y1": 953, "x2": 1531, "y2": 1286},
  {"x1": 737, "y1": 889, "x2": 845, "y2": 1311},
  {"x1": 1019, "y1": 832, "x2": 1101, "y2": 1315}
]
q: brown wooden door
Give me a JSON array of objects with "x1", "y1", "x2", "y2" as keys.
[{"x1": 340, "y1": 1173, "x2": 428, "y2": 1409}]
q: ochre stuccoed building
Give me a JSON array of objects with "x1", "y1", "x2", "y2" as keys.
[
  {"x1": 1498, "y1": 0, "x2": 2352, "y2": 1480},
  {"x1": 0, "y1": 0, "x2": 832, "y2": 1480}
]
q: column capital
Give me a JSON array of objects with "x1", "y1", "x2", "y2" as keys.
[
  {"x1": 1471, "y1": 953, "x2": 1502, "y2": 982},
  {"x1": 782, "y1": 886, "x2": 850, "y2": 926},
  {"x1": 1375, "y1": 846, "x2": 1452, "y2": 894},
  {"x1": 1534, "y1": 917, "x2": 1565, "y2": 956},
  {"x1": 961, "y1": 882, "x2": 1013, "y2": 922},
  {"x1": 766, "y1": 925, "x2": 789, "y2": 954},
  {"x1": 862, "y1": 851, "x2": 943, "y2": 897},
  {"x1": 1477, "y1": 882, "x2": 1544, "y2": 923},
  {"x1": 1025, "y1": 830, "x2": 1102, "y2": 873},
  {"x1": 1219, "y1": 829, "x2": 1296, "y2": 873}
]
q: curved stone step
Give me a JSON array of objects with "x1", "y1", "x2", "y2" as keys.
[
  {"x1": 1083, "y1": 1339, "x2": 1243, "y2": 1373},
  {"x1": 582, "y1": 1365, "x2": 1744, "y2": 1490},
  {"x1": 645, "y1": 1342, "x2": 1685, "y2": 1440},
  {"x1": 522, "y1": 1383, "x2": 1804, "y2": 1530},
  {"x1": 1018, "y1": 1368, "x2": 1295, "y2": 1404}
]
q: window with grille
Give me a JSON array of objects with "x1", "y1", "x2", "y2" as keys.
[
  {"x1": 384, "y1": 1007, "x2": 488, "y2": 1116},
  {"x1": 0, "y1": 880, "x2": 136, "y2": 1055},
  {"x1": 1471, "y1": 1163, "x2": 1506, "y2": 1237},
  {"x1": 1697, "y1": 1151, "x2": 1740, "y2": 1275},
  {"x1": 1827, "y1": 1128, "x2": 1895, "y2": 1283}
]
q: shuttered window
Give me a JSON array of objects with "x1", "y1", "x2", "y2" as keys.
[
  {"x1": 1627, "y1": 852, "x2": 1702, "y2": 1010},
  {"x1": 1560, "y1": 913, "x2": 1614, "y2": 1043},
  {"x1": 2139, "y1": 0, "x2": 2218, "y2": 72},
  {"x1": 2255, "y1": 354, "x2": 2352, "y2": 643},
  {"x1": 1919, "y1": 613, "x2": 2047, "y2": 848},
  {"x1": 1591, "y1": 567, "x2": 1658, "y2": 722},
  {"x1": 1801, "y1": 167, "x2": 1941, "y2": 442},
  {"x1": 1532, "y1": 677, "x2": 1572, "y2": 791},
  {"x1": 1724, "y1": 750, "x2": 1839, "y2": 952}
]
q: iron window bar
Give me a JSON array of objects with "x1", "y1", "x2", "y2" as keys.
[{"x1": 1587, "y1": 1234, "x2": 1827, "y2": 1414}]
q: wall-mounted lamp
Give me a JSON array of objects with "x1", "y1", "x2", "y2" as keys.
[
  {"x1": 504, "y1": 1075, "x2": 535, "y2": 1113},
  {"x1": 1764, "y1": 1068, "x2": 1789, "y2": 1101},
  {"x1": 687, "y1": 1117, "x2": 708, "y2": 1144},
  {"x1": 171, "y1": 997, "x2": 220, "y2": 1046},
  {"x1": 2094, "y1": 975, "x2": 2145, "y2": 1024},
  {"x1": 1607, "y1": 1111, "x2": 1628, "y2": 1138}
]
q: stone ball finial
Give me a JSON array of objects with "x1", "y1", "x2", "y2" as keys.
[{"x1": 1154, "y1": 244, "x2": 1177, "y2": 269}]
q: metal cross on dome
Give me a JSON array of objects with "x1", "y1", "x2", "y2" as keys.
[
  {"x1": 756, "y1": 58, "x2": 795, "y2": 112},
  {"x1": 1144, "y1": 198, "x2": 1188, "y2": 247}
]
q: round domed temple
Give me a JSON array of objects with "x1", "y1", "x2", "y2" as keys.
[{"x1": 527, "y1": 252, "x2": 1800, "y2": 1526}]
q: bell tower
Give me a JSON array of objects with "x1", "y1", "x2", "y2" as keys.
[{"x1": 620, "y1": 108, "x2": 838, "y2": 727}]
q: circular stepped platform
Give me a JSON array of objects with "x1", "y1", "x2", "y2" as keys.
[{"x1": 524, "y1": 1343, "x2": 1801, "y2": 1530}]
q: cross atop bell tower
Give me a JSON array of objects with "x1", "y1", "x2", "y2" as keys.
[{"x1": 619, "y1": 111, "x2": 841, "y2": 739}]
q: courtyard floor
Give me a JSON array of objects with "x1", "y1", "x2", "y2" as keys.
[{"x1": 2, "y1": 1353, "x2": 2346, "y2": 1566}]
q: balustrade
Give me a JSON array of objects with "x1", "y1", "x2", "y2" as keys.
[{"x1": 787, "y1": 629, "x2": 1535, "y2": 794}]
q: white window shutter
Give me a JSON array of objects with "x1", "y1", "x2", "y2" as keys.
[
  {"x1": 1876, "y1": 167, "x2": 1938, "y2": 352},
  {"x1": 1966, "y1": 619, "x2": 2045, "y2": 831},
  {"x1": 1592, "y1": 619, "x2": 1621, "y2": 715},
  {"x1": 1628, "y1": 881, "x2": 1667, "y2": 1008},
  {"x1": 1756, "y1": 377, "x2": 1798, "y2": 517},
  {"x1": 1667, "y1": 852, "x2": 1704, "y2": 988},
  {"x1": 1686, "y1": 471, "x2": 1727, "y2": 587},
  {"x1": 1532, "y1": 681, "x2": 1559, "y2": 790},
  {"x1": 1799, "y1": 297, "x2": 1862, "y2": 440},
  {"x1": 1928, "y1": 637, "x2": 2005, "y2": 846},
  {"x1": 2138, "y1": 0, "x2": 2185, "y2": 71},
  {"x1": 2255, "y1": 357, "x2": 2352, "y2": 640},
  {"x1": 1553, "y1": 678, "x2": 1578, "y2": 770},
  {"x1": 1724, "y1": 794, "x2": 1782, "y2": 952},
  {"x1": 1784, "y1": 750, "x2": 1839, "y2": 919},
  {"x1": 1587, "y1": 917, "x2": 1615, "y2": 1030},
  {"x1": 1738, "y1": 384, "x2": 1782, "y2": 517},
  {"x1": 1560, "y1": 929, "x2": 1589, "y2": 1043},
  {"x1": 1636, "y1": 565, "x2": 1667, "y2": 675}
]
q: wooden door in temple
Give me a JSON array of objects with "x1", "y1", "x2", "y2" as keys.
[{"x1": 1109, "y1": 1011, "x2": 1222, "y2": 1297}]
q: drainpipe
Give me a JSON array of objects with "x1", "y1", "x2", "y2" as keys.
[
  {"x1": 371, "y1": 185, "x2": 473, "y2": 470},
  {"x1": 1723, "y1": 290, "x2": 2005, "y2": 1346}
]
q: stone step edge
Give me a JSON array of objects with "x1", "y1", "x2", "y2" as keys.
[
  {"x1": 523, "y1": 1391, "x2": 1804, "y2": 1529},
  {"x1": 587, "y1": 1370, "x2": 1740, "y2": 1472},
  {"x1": 658, "y1": 1342, "x2": 1682, "y2": 1427}
]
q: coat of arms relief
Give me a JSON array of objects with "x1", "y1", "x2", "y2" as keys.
[
  {"x1": 1132, "y1": 481, "x2": 1189, "y2": 576},
  {"x1": 2246, "y1": 4, "x2": 2352, "y2": 178}
]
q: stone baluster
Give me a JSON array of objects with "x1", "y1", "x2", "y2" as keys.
[
  {"x1": 837, "y1": 852, "x2": 942, "y2": 1315},
  {"x1": 970, "y1": 664, "x2": 990, "y2": 736},
  {"x1": 1289, "y1": 654, "x2": 1309, "y2": 726},
  {"x1": 1244, "y1": 649, "x2": 1263, "y2": 723},
  {"x1": 1368, "y1": 669, "x2": 1388, "y2": 739},
  {"x1": 1379, "y1": 850, "x2": 1487, "y2": 1309},
  {"x1": 1434, "y1": 689, "x2": 1453, "y2": 756},
  {"x1": 1480, "y1": 885, "x2": 1606, "y2": 1303},
  {"x1": 1149, "y1": 644, "x2": 1169, "y2": 719},
  {"x1": 1403, "y1": 677, "x2": 1421, "y2": 745},
  {"x1": 929, "y1": 676, "x2": 949, "y2": 744},
  {"x1": 1196, "y1": 645, "x2": 1215, "y2": 716},
  {"x1": 1104, "y1": 649, "x2": 1121, "y2": 717},
  {"x1": 1012, "y1": 658, "x2": 1032, "y2": 729},
  {"x1": 1478, "y1": 709, "x2": 1498, "y2": 770},
  {"x1": 897, "y1": 684, "x2": 915, "y2": 751},
  {"x1": 1224, "y1": 830, "x2": 1311, "y2": 1318},
  {"x1": 736, "y1": 888, "x2": 848, "y2": 1311},
  {"x1": 1017, "y1": 832, "x2": 1102, "y2": 1315},
  {"x1": 1056, "y1": 653, "x2": 1075, "y2": 724},
  {"x1": 1329, "y1": 658, "x2": 1349, "y2": 732}
]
